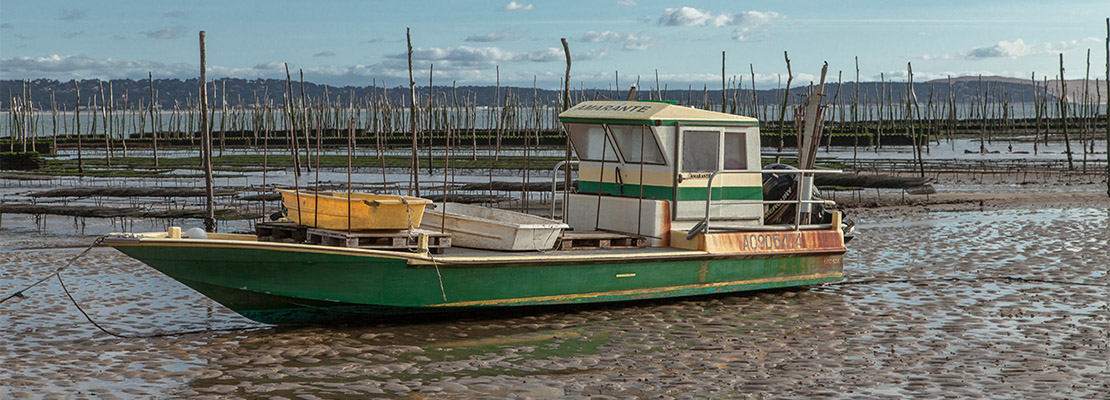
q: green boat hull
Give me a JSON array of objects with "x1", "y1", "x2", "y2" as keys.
[{"x1": 110, "y1": 240, "x2": 843, "y2": 324}]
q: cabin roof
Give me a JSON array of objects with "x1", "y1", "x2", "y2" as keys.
[{"x1": 558, "y1": 100, "x2": 758, "y2": 126}]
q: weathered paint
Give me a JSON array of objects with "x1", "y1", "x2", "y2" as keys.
[
  {"x1": 277, "y1": 189, "x2": 432, "y2": 230},
  {"x1": 558, "y1": 101, "x2": 759, "y2": 127},
  {"x1": 669, "y1": 230, "x2": 845, "y2": 255}
]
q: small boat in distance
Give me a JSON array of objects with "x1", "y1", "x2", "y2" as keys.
[{"x1": 104, "y1": 100, "x2": 849, "y2": 324}]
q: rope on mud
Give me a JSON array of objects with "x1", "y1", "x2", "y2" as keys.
[
  {"x1": 55, "y1": 271, "x2": 260, "y2": 339},
  {"x1": 0, "y1": 235, "x2": 106, "y2": 304},
  {"x1": 2, "y1": 235, "x2": 259, "y2": 338},
  {"x1": 825, "y1": 276, "x2": 1110, "y2": 288}
]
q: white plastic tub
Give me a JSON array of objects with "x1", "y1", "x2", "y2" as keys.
[{"x1": 422, "y1": 203, "x2": 569, "y2": 251}]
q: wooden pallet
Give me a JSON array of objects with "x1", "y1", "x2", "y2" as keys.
[
  {"x1": 557, "y1": 230, "x2": 647, "y2": 250},
  {"x1": 256, "y1": 222, "x2": 308, "y2": 243},
  {"x1": 305, "y1": 228, "x2": 451, "y2": 254}
]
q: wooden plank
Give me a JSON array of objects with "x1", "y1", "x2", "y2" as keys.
[
  {"x1": 304, "y1": 227, "x2": 451, "y2": 253},
  {"x1": 558, "y1": 230, "x2": 647, "y2": 250},
  {"x1": 256, "y1": 222, "x2": 307, "y2": 243}
]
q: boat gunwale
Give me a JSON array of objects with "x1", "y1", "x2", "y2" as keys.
[
  {"x1": 102, "y1": 233, "x2": 845, "y2": 267},
  {"x1": 425, "y1": 204, "x2": 570, "y2": 231}
]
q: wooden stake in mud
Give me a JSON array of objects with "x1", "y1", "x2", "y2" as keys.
[
  {"x1": 74, "y1": 80, "x2": 83, "y2": 173},
  {"x1": 149, "y1": 72, "x2": 159, "y2": 168},
  {"x1": 778, "y1": 51, "x2": 793, "y2": 153},
  {"x1": 348, "y1": 117, "x2": 354, "y2": 234},
  {"x1": 1105, "y1": 17, "x2": 1109, "y2": 197},
  {"x1": 98, "y1": 79, "x2": 111, "y2": 168},
  {"x1": 314, "y1": 119, "x2": 322, "y2": 228},
  {"x1": 300, "y1": 70, "x2": 311, "y2": 174},
  {"x1": 49, "y1": 89, "x2": 58, "y2": 155},
  {"x1": 853, "y1": 57, "x2": 860, "y2": 167},
  {"x1": 407, "y1": 27, "x2": 420, "y2": 196},
  {"x1": 561, "y1": 38, "x2": 572, "y2": 220},
  {"x1": 199, "y1": 31, "x2": 216, "y2": 232},
  {"x1": 1059, "y1": 53, "x2": 1074, "y2": 171},
  {"x1": 908, "y1": 62, "x2": 925, "y2": 177},
  {"x1": 721, "y1": 51, "x2": 726, "y2": 111}
]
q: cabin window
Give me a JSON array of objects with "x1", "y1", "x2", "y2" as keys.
[
  {"x1": 723, "y1": 132, "x2": 747, "y2": 170},
  {"x1": 608, "y1": 125, "x2": 666, "y2": 165},
  {"x1": 681, "y1": 130, "x2": 719, "y2": 172},
  {"x1": 565, "y1": 123, "x2": 618, "y2": 162}
]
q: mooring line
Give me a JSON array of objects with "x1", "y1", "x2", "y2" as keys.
[
  {"x1": 0, "y1": 235, "x2": 106, "y2": 304},
  {"x1": 3, "y1": 235, "x2": 259, "y2": 338},
  {"x1": 55, "y1": 271, "x2": 260, "y2": 339}
]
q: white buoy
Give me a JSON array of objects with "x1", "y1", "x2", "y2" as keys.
[{"x1": 183, "y1": 227, "x2": 208, "y2": 239}]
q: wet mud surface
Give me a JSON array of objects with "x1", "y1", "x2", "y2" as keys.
[{"x1": 2, "y1": 189, "x2": 1108, "y2": 399}]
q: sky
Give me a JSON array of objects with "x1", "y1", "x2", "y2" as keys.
[{"x1": 1, "y1": 0, "x2": 1108, "y2": 89}]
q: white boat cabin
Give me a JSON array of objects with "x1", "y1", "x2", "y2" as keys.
[{"x1": 557, "y1": 100, "x2": 763, "y2": 246}]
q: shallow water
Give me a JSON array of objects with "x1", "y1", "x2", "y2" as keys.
[{"x1": 1, "y1": 198, "x2": 1108, "y2": 398}]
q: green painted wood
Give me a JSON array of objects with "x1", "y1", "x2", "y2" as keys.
[
  {"x1": 112, "y1": 243, "x2": 843, "y2": 324},
  {"x1": 578, "y1": 180, "x2": 763, "y2": 201}
]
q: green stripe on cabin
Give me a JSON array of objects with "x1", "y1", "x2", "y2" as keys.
[{"x1": 579, "y1": 181, "x2": 763, "y2": 201}]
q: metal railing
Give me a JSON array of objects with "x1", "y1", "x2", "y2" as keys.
[
  {"x1": 550, "y1": 160, "x2": 579, "y2": 219},
  {"x1": 686, "y1": 168, "x2": 842, "y2": 239}
]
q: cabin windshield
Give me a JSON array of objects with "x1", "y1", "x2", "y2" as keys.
[
  {"x1": 565, "y1": 123, "x2": 619, "y2": 162},
  {"x1": 607, "y1": 124, "x2": 666, "y2": 165}
]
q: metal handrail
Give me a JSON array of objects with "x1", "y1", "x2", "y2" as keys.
[
  {"x1": 692, "y1": 168, "x2": 842, "y2": 238},
  {"x1": 550, "y1": 160, "x2": 580, "y2": 219}
]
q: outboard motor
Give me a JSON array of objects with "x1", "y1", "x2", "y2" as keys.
[{"x1": 761, "y1": 163, "x2": 834, "y2": 225}]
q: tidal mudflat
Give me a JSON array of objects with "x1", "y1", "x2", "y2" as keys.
[{"x1": 2, "y1": 183, "x2": 1108, "y2": 399}]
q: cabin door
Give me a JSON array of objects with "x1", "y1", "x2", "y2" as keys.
[{"x1": 673, "y1": 127, "x2": 723, "y2": 220}]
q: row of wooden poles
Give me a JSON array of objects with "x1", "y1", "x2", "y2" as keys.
[
  {"x1": 3, "y1": 24, "x2": 1110, "y2": 191},
  {"x1": 6, "y1": 67, "x2": 1108, "y2": 157}
]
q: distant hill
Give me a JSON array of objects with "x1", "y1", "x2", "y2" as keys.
[{"x1": 1, "y1": 76, "x2": 1106, "y2": 111}]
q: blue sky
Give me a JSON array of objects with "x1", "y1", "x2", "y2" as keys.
[{"x1": 1, "y1": 0, "x2": 1107, "y2": 89}]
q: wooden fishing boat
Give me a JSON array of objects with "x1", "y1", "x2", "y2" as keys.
[
  {"x1": 421, "y1": 202, "x2": 569, "y2": 251},
  {"x1": 276, "y1": 189, "x2": 432, "y2": 230},
  {"x1": 104, "y1": 100, "x2": 849, "y2": 325}
]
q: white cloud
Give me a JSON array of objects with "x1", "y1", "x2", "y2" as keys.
[
  {"x1": 314, "y1": 51, "x2": 336, "y2": 57},
  {"x1": 658, "y1": 8, "x2": 782, "y2": 41},
  {"x1": 0, "y1": 54, "x2": 188, "y2": 80},
  {"x1": 384, "y1": 45, "x2": 562, "y2": 73},
  {"x1": 0, "y1": 54, "x2": 373, "y2": 84},
  {"x1": 920, "y1": 53, "x2": 953, "y2": 60},
  {"x1": 579, "y1": 48, "x2": 609, "y2": 61},
  {"x1": 500, "y1": 1, "x2": 533, "y2": 11},
  {"x1": 141, "y1": 26, "x2": 188, "y2": 40},
  {"x1": 581, "y1": 31, "x2": 656, "y2": 51},
  {"x1": 965, "y1": 39, "x2": 1028, "y2": 59},
  {"x1": 616, "y1": 0, "x2": 636, "y2": 5},
  {"x1": 730, "y1": 11, "x2": 783, "y2": 41},
  {"x1": 465, "y1": 31, "x2": 515, "y2": 42},
  {"x1": 659, "y1": 7, "x2": 732, "y2": 27},
  {"x1": 528, "y1": 48, "x2": 565, "y2": 62},
  {"x1": 1043, "y1": 37, "x2": 1099, "y2": 53}
]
